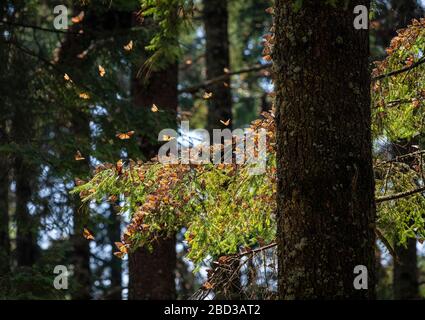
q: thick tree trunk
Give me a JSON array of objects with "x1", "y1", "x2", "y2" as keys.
[
  {"x1": 129, "y1": 59, "x2": 178, "y2": 300},
  {"x1": 204, "y1": 0, "x2": 232, "y2": 132},
  {"x1": 275, "y1": 0, "x2": 376, "y2": 299}
]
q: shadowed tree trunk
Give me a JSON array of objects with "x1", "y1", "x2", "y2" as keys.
[
  {"x1": 274, "y1": 0, "x2": 376, "y2": 299},
  {"x1": 204, "y1": 0, "x2": 232, "y2": 132},
  {"x1": 0, "y1": 121, "x2": 10, "y2": 273},
  {"x1": 0, "y1": 7, "x2": 10, "y2": 273},
  {"x1": 57, "y1": 7, "x2": 97, "y2": 300},
  {"x1": 394, "y1": 238, "x2": 418, "y2": 299},
  {"x1": 128, "y1": 53, "x2": 178, "y2": 300},
  {"x1": 13, "y1": 91, "x2": 38, "y2": 268}
]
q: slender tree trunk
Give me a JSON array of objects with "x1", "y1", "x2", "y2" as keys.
[
  {"x1": 57, "y1": 8, "x2": 94, "y2": 300},
  {"x1": 0, "y1": 121, "x2": 10, "y2": 273},
  {"x1": 275, "y1": 0, "x2": 376, "y2": 299},
  {"x1": 69, "y1": 108, "x2": 91, "y2": 300},
  {"x1": 128, "y1": 58, "x2": 178, "y2": 300},
  {"x1": 13, "y1": 103, "x2": 38, "y2": 267},
  {"x1": 204, "y1": 0, "x2": 232, "y2": 132},
  {"x1": 0, "y1": 10, "x2": 10, "y2": 273}
]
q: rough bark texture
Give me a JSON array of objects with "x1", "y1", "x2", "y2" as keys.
[
  {"x1": 275, "y1": 0, "x2": 376, "y2": 299},
  {"x1": 128, "y1": 57, "x2": 178, "y2": 300},
  {"x1": 129, "y1": 237, "x2": 177, "y2": 300},
  {"x1": 204, "y1": 0, "x2": 233, "y2": 132}
]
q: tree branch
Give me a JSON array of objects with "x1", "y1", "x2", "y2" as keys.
[
  {"x1": 376, "y1": 186, "x2": 425, "y2": 203},
  {"x1": 372, "y1": 56, "x2": 425, "y2": 82},
  {"x1": 0, "y1": 20, "x2": 79, "y2": 35},
  {"x1": 179, "y1": 63, "x2": 272, "y2": 94}
]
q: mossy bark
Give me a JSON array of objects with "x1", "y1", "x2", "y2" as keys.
[{"x1": 274, "y1": 0, "x2": 376, "y2": 299}]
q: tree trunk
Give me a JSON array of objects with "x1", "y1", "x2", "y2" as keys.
[
  {"x1": 0, "y1": 121, "x2": 10, "y2": 273},
  {"x1": 13, "y1": 102, "x2": 38, "y2": 267},
  {"x1": 204, "y1": 0, "x2": 232, "y2": 132},
  {"x1": 0, "y1": 12, "x2": 10, "y2": 273},
  {"x1": 275, "y1": 0, "x2": 376, "y2": 299},
  {"x1": 129, "y1": 237, "x2": 177, "y2": 300},
  {"x1": 128, "y1": 58, "x2": 178, "y2": 300},
  {"x1": 57, "y1": 8, "x2": 94, "y2": 300},
  {"x1": 393, "y1": 238, "x2": 418, "y2": 299}
]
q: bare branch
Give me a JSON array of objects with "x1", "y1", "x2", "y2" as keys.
[
  {"x1": 179, "y1": 63, "x2": 272, "y2": 94},
  {"x1": 376, "y1": 186, "x2": 425, "y2": 203}
]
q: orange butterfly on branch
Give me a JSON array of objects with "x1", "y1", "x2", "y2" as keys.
[
  {"x1": 98, "y1": 65, "x2": 106, "y2": 77},
  {"x1": 74, "y1": 150, "x2": 85, "y2": 161},
  {"x1": 203, "y1": 92, "x2": 213, "y2": 100},
  {"x1": 83, "y1": 228, "x2": 95, "y2": 240},
  {"x1": 79, "y1": 92, "x2": 90, "y2": 100},
  {"x1": 202, "y1": 281, "x2": 214, "y2": 290},
  {"x1": 114, "y1": 251, "x2": 126, "y2": 259},
  {"x1": 116, "y1": 131, "x2": 135, "y2": 140},
  {"x1": 115, "y1": 242, "x2": 128, "y2": 254},
  {"x1": 116, "y1": 159, "x2": 124, "y2": 175},
  {"x1": 220, "y1": 119, "x2": 231, "y2": 126},
  {"x1": 123, "y1": 40, "x2": 133, "y2": 51},
  {"x1": 64, "y1": 73, "x2": 72, "y2": 82},
  {"x1": 71, "y1": 11, "x2": 85, "y2": 24},
  {"x1": 151, "y1": 104, "x2": 159, "y2": 112}
]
